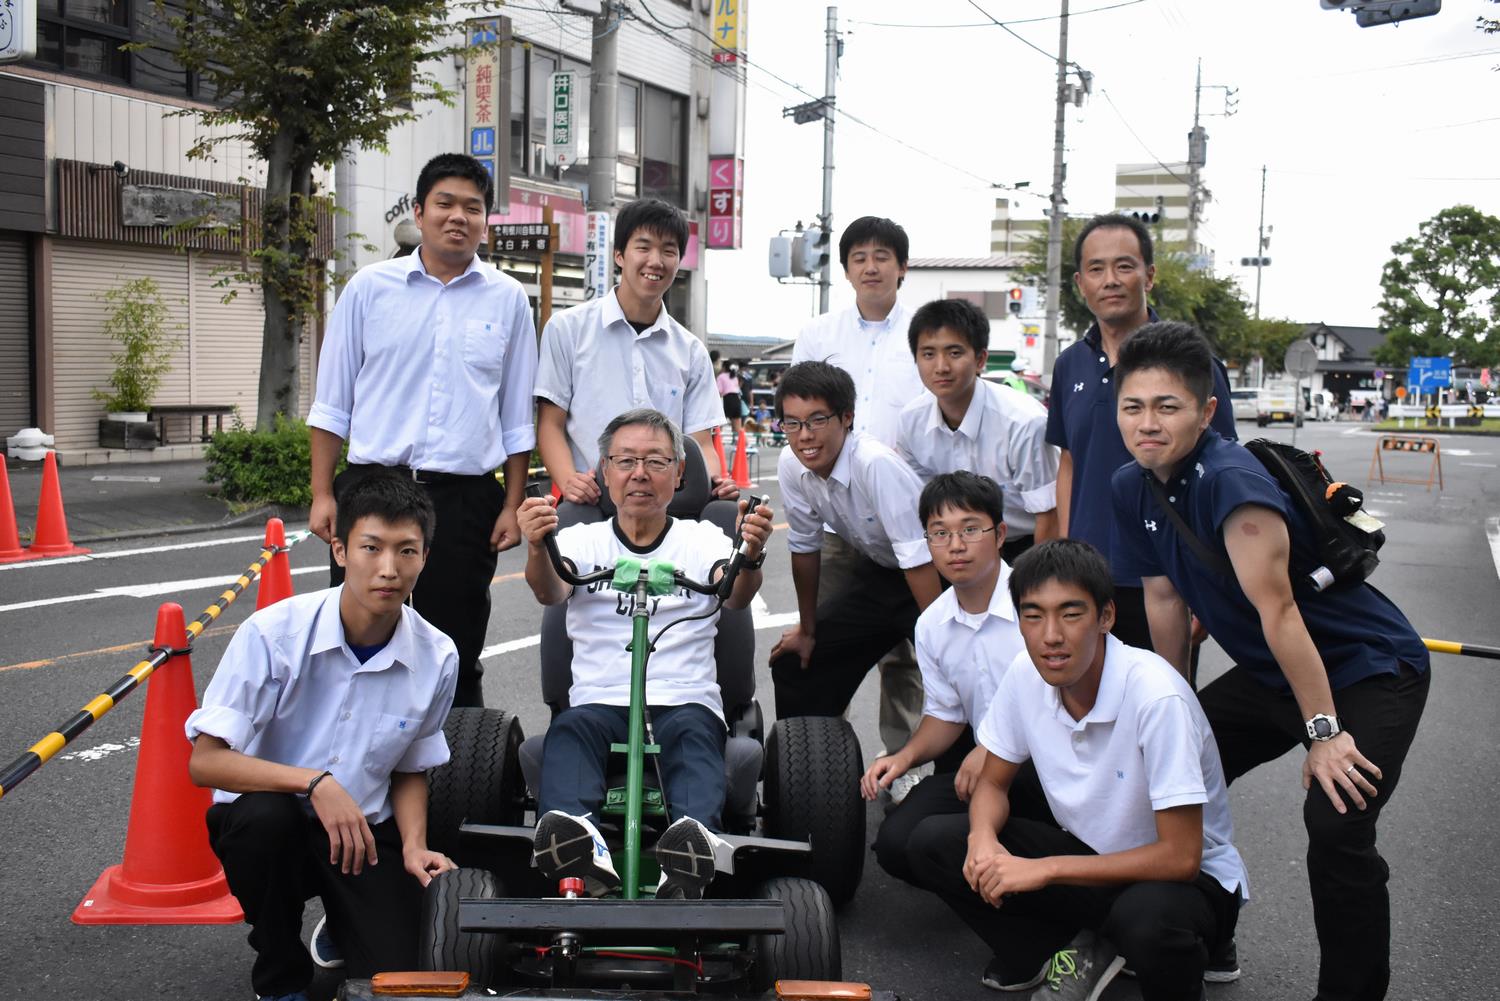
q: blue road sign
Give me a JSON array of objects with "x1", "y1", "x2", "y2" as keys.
[
  {"x1": 1407, "y1": 356, "x2": 1452, "y2": 394},
  {"x1": 470, "y1": 127, "x2": 496, "y2": 156}
]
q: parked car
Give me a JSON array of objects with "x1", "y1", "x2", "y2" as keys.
[
  {"x1": 1257, "y1": 384, "x2": 1304, "y2": 427},
  {"x1": 1230, "y1": 387, "x2": 1266, "y2": 421},
  {"x1": 981, "y1": 370, "x2": 1050, "y2": 408}
]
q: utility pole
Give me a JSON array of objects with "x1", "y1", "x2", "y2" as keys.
[
  {"x1": 1254, "y1": 165, "x2": 1267, "y2": 320},
  {"x1": 1186, "y1": 59, "x2": 1205, "y2": 256},
  {"x1": 818, "y1": 6, "x2": 839, "y2": 314},
  {"x1": 1041, "y1": 0, "x2": 1069, "y2": 377},
  {"x1": 587, "y1": 1, "x2": 619, "y2": 214}
]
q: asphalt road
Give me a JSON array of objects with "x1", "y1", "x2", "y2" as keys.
[{"x1": 1, "y1": 421, "x2": 1497, "y2": 1001}]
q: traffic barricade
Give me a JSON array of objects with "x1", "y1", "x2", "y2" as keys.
[{"x1": 1367, "y1": 435, "x2": 1442, "y2": 491}]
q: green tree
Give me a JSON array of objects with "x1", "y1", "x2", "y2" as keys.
[
  {"x1": 1373, "y1": 205, "x2": 1500, "y2": 370},
  {"x1": 160, "y1": 1, "x2": 465, "y2": 429},
  {"x1": 1243, "y1": 318, "x2": 1305, "y2": 377}
]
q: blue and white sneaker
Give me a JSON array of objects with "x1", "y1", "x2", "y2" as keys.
[
  {"x1": 532, "y1": 811, "x2": 621, "y2": 897},
  {"x1": 653, "y1": 816, "x2": 727, "y2": 900},
  {"x1": 308, "y1": 914, "x2": 343, "y2": 969}
]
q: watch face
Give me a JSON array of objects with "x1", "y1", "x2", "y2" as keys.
[{"x1": 1312, "y1": 717, "x2": 1333, "y2": 739}]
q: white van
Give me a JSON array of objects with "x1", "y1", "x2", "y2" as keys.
[{"x1": 1230, "y1": 387, "x2": 1265, "y2": 421}]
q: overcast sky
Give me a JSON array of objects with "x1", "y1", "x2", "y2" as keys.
[{"x1": 699, "y1": 0, "x2": 1500, "y2": 337}]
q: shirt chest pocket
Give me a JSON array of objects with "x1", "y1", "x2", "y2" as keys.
[
  {"x1": 463, "y1": 318, "x2": 510, "y2": 378},
  {"x1": 361, "y1": 712, "x2": 420, "y2": 778}
]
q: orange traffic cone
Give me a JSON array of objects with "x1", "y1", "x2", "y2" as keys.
[
  {"x1": 712, "y1": 427, "x2": 730, "y2": 482},
  {"x1": 0, "y1": 456, "x2": 42, "y2": 564},
  {"x1": 26, "y1": 451, "x2": 88, "y2": 558},
  {"x1": 730, "y1": 429, "x2": 755, "y2": 489},
  {"x1": 255, "y1": 517, "x2": 295, "y2": 610},
  {"x1": 73, "y1": 603, "x2": 243, "y2": 925}
]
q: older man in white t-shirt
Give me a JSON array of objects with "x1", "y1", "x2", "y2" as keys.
[
  {"x1": 517, "y1": 408, "x2": 772, "y2": 900},
  {"x1": 912, "y1": 540, "x2": 1247, "y2": 1000}
]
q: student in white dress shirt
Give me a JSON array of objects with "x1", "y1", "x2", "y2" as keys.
[
  {"x1": 770, "y1": 361, "x2": 941, "y2": 723},
  {"x1": 790, "y1": 216, "x2": 929, "y2": 764},
  {"x1": 534, "y1": 198, "x2": 734, "y2": 515},
  {"x1": 308, "y1": 152, "x2": 538, "y2": 708},
  {"x1": 896, "y1": 298, "x2": 1059, "y2": 563},
  {"x1": 186, "y1": 473, "x2": 459, "y2": 1001},
  {"x1": 517, "y1": 409, "x2": 772, "y2": 900},
  {"x1": 911, "y1": 540, "x2": 1247, "y2": 1000},
  {"x1": 862, "y1": 472, "x2": 1053, "y2": 892}
]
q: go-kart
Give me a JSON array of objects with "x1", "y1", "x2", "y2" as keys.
[{"x1": 339, "y1": 461, "x2": 881, "y2": 1000}]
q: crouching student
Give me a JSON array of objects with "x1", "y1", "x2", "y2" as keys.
[
  {"x1": 1111, "y1": 322, "x2": 1429, "y2": 1001},
  {"x1": 864, "y1": 472, "x2": 1051, "y2": 887},
  {"x1": 186, "y1": 472, "x2": 459, "y2": 1001},
  {"x1": 770, "y1": 360, "x2": 942, "y2": 722},
  {"x1": 913, "y1": 540, "x2": 1246, "y2": 1000}
]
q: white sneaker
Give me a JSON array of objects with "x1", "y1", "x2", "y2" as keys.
[
  {"x1": 308, "y1": 914, "x2": 343, "y2": 969},
  {"x1": 654, "y1": 816, "x2": 728, "y2": 899},
  {"x1": 887, "y1": 761, "x2": 934, "y2": 806},
  {"x1": 532, "y1": 811, "x2": 621, "y2": 896}
]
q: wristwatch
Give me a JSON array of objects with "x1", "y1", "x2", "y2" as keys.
[
  {"x1": 1305, "y1": 713, "x2": 1343, "y2": 742},
  {"x1": 742, "y1": 550, "x2": 766, "y2": 571}
]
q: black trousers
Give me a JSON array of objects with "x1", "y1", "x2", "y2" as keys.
[
  {"x1": 1199, "y1": 662, "x2": 1430, "y2": 1001},
  {"x1": 207, "y1": 793, "x2": 422, "y2": 998},
  {"x1": 1112, "y1": 583, "x2": 1203, "y2": 686},
  {"x1": 909, "y1": 814, "x2": 1239, "y2": 1001},
  {"x1": 1001, "y1": 532, "x2": 1035, "y2": 565},
  {"x1": 330, "y1": 464, "x2": 505, "y2": 707},
  {"x1": 771, "y1": 558, "x2": 920, "y2": 720},
  {"x1": 873, "y1": 750, "x2": 1056, "y2": 888}
]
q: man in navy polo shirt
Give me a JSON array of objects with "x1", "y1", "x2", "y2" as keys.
[
  {"x1": 1046, "y1": 214, "x2": 1237, "y2": 650},
  {"x1": 1111, "y1": 321, "x2": 1430, "y2": 1001}
]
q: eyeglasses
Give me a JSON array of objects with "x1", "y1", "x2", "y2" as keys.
[
  {"x1": 924, "y1": 525, "x2": 999, "y2": 547},
  {"x1": 775, "y1": 413, "x2": 836, "y2": 434},
  {"x1": 605, "y1": 454, "x2": 677, "y2": 474}
]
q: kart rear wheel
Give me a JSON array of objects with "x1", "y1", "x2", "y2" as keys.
[
  {"x1": 750, "y1": 876, "x2": 840, "y2": 990},
  {"x1": 417, "y1": 867, "x2": 507, "y2": 986},
  {"x1": 763, "y1": 716, "x2": 865, "y2": 905},
  {"x1": 427, "y1": 708, "x2": 525, "y2": 860}
]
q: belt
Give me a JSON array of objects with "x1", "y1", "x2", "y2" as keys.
[{"x1": 349, "y1": 463, "x2": 493, "y2": 485}]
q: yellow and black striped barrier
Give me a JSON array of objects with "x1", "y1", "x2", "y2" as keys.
[
  {"x1": 1424, "y1": 638, "x2": 1500, "y2": 661},
  {"x1": 0, "y1": 532, "x2": 306, "y2": 801}
]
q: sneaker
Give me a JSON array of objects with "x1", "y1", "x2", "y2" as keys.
[
  {"x1": 653, "y1": 816, "x2": 727, "y2": 900},
  {"x1": 1027, "y1": 930, "x2": 1124, "y2": 1001},
  {"x1": 1204, "y1": 936, "x2": 1241, "y2": 983},
  {"x1": 886, "y1": 761, "x2": 934, "y2": 807},
  {"x1": 308, "y1": 914, "x2": 343, "y2": 970},
  {"x1": 981, "y1": 955, "x2": 1047, "y2": 992},
  {"x1": 532, "y1": 811, "x2": 621, "y2": 896}
]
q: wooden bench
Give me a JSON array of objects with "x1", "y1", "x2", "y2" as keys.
[{"x1": 148, "y1": 404, "x2": 235, "y2": 444}]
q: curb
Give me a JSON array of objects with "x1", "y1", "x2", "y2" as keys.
[{"x1": 71, "y1": 505, "x2": 311, "y2": 545}]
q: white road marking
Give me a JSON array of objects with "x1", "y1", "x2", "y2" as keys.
[
  {"x1": 1487, "y1": 518, "x2": 1500, "y2": 585},
  {"x1": 90, "y1": 475, "x2": 161, "y2": 483},
  {"x1": 0, "y1": 531, "x2": 273, "y2": 572},
  {"x1": 59, "y1": 737, "x2": 141, "y2": 763},
  {"x1": 479, "y1": 634, "x2": 542, "y2": 659},
  {"x1": 1460, "y1": 462, "x2": 1498, "y2": 468},
  {"x1": 1444, "y1": 449, "x2": 1488, "y2": 457},
  {"x1": 0, "y1": 565, "x2": 322, "y2": 614}
]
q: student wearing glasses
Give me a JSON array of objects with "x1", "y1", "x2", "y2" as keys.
[{"x1": 770, "y1": 361, "x2": 942, "y2": 723}]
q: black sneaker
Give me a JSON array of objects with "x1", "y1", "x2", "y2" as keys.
[
  {"x1": 980, "y1": 955, "x2": 1046, "y2": 992},
  {"x1": 532, "y1": 811, "x2": 620, "y2": 896},
  {"x1": 653, "y1": 816, "x2": 725, "y2": 900},
  {"x1": 1204, "y1": 936, "x2": 1241, "y2": 983}
]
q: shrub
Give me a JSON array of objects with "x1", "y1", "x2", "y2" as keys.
[{"x1": 204, "y1": 415, "x2": 340, "y2": 506}]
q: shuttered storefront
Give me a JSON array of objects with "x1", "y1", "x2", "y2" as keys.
[
  {"x1": 50, "y1": 241, "x2": 313, "y2": 450},
  {"x1": 0, "y1": 233, "x2": 31, "y2": 433}
]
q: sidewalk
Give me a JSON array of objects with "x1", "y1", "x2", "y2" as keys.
[{"x1": 7, "y1": 455, "x2": 304, "y2": 544}]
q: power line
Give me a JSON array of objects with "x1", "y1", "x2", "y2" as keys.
[
  {"x1": 850, "y1": 0, "x2": 1145, "y2": 30},
  {"x1": 1099, "y1": 88, "x2": 1190, "y2": 186},
  {"x1": 964, "y1": 0, "x2": 1060, "y2": 63}
]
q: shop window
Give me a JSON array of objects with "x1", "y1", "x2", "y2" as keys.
[
  {"x1": 641, "y1": 84, "x2": 685, "y2": 206},
  {"x1": 31, "y1": 0, "x2": 216, "y2": 101}
]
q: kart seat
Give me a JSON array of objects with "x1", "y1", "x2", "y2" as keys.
[{"x1": 518, "y1": 439, "x2": 763, "y2": 829}]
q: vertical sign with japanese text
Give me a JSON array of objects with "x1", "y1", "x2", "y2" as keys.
[
  {"x1": 465, "y1": 19, "x2": 501, "y2": 181},
  {"x1": 549, "y1": 70, "x2": 577, "y2": 168},
  {"x1": 707, "y1": 158, "x2": 743, "y2": 249},
  {"x1": 712, "y1": 0, "x2": 740, "y2": 63},
  {"x1": 585, "y1": 211, "x2": 612, "y2": 300}
]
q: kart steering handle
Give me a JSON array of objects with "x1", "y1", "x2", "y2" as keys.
[{"x1": 524, "y1": 483, "x2": 614, "y2": 587}]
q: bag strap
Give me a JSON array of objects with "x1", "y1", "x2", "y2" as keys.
[{"x1": 1144, "y1": 474, "x2": 1234, "y2": 578}]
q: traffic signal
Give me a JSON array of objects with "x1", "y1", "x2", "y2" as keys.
[
  {"x1": 801, "y1": 226, "x2": 830, "y2": 276},
  {"x1": 1008, "y1": 287, "x2": 1024, "y2": 316}
]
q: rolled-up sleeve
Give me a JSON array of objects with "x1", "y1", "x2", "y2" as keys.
[
  {"x1": 872, "y1": 453, "x2": 930, "y2": 570},
  {"x1": 533, "y1": 312, "x2": 575, "y2": 412},
  {"x1": 498, "y1": 286, "x2": 539, "y2": 456},
  {"x1": 777, "y1": 451, "x2": 824, "y2": 555},
  {"x1": 307, "y1": 275, "x2": 368, "y2": 440},
  {"x1": 393, "y1": 646, "x2": 459, "y2": 773},
  {"x1": 184, "y1": 621, "x2": 279, "y2": 750},
  {"x1": 1009, "y1": 412, "x2": 1060, "y2": 513},
  {"x1": 682, "y1": 342, "x2": 724, "y2": 435}
]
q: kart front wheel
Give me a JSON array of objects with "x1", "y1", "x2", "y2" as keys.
[
  {"x1": 750, "y1": 876, "x2": 840, "y2": 990},
  {"x1": 417, "y1": 867, "x2": 507, "y2": 987},
  {"x1": 763, "y1": 716, "x2": 865, "y2": 905}
]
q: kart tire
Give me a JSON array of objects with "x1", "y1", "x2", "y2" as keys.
[
  {"x1": 417, "y1": 867, "x2": 507, "y2": 986},
  {"x1": 427, "y1": 708, "x2": 525, "y2": 860},
  {"x1": 763, "y1": 716, "x2": 865, "y2": 905},
  {"x1": 750, "y1": 876, "x2": 840, "y2": 990}
]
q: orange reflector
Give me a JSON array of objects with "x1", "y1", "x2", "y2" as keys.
[
  {"x1": 370, "y1": 971, "x2": 469, "y2": 996},
  {"x1": 776, "y1": 980, "x2": 873, "y2": 1000}
]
